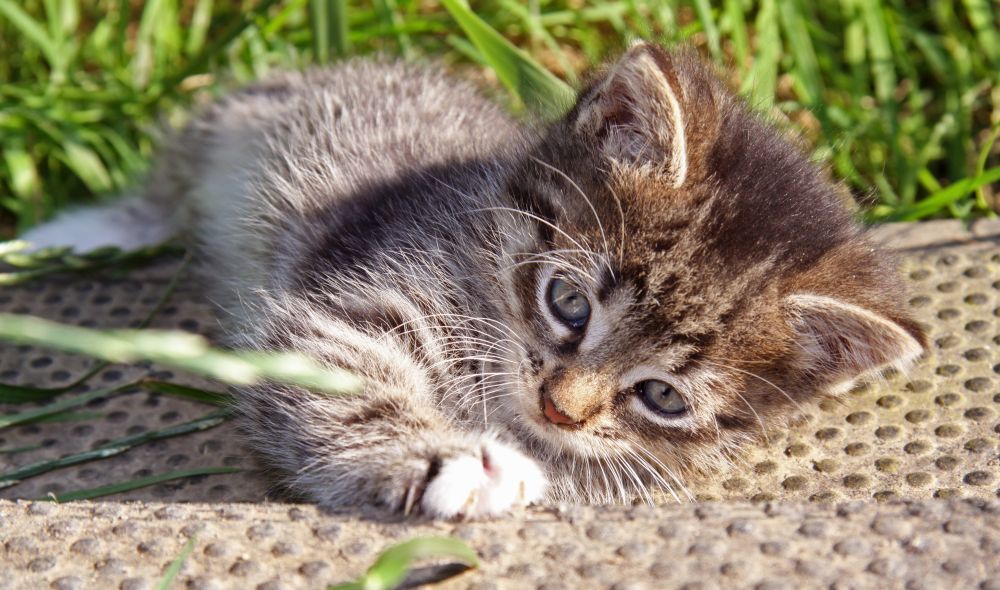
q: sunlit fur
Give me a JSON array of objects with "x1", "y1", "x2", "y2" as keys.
[{"x1": 24, "y1": 44, "x2": 926, "y2": 513}]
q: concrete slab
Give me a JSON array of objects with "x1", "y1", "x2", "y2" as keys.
[{"x1": 1, "y1": 219, "x2": 998, "y2": 588}]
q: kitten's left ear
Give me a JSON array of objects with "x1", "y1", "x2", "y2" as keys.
[
  {"x1": 570, "y1": 42, "x2": 720, "y2": 187},
  {"x1": 785, "y1": 294, "x2": 926, "y2": 392}
]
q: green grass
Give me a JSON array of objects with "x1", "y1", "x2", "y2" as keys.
[{"x1": 0, "y1": 0, "x2": 997, "y2": 229}]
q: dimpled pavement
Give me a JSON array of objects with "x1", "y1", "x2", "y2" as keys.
[{"x1": 0, "y1": 220, "x2": 998, "y2": 589}]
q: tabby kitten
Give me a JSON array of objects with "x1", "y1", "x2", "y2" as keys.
[{"x1": 24, "y1": 42, "x2": 925, "y2": 517}]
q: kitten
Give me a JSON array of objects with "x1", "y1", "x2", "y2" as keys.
[{"x1": 23, "y1": 43, "x2": 925, "y2": 517}]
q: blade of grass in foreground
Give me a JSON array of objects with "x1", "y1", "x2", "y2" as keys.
[
  {"x1": 0, "y1": 410, "x2": 227, "y2": 488},
  {"x1": 0, "y1": 314, "x2": 362, "y2": 395},
  {"x1": 41, "y1": 467, "x2": 241, "y2": 502},
  {"x1": 0, "y1": 251, "x2": 192, "y2": 404},
  {"x1": 156, "y1": 534, "x2": 198, "y2": 590},
  {"x1": 329, "y1": 536, "x2": 478, "y2": 590},
  {"x1": 439, "y1": 0, "x2": 574, "y2": 118}
]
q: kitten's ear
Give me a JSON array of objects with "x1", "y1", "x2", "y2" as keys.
[
  {"x1": 571, "y1": 42, "x2": 715, "y2": 187},
  {"x1": 785, "y1": 294, "x2": 925, "y2": 391}
]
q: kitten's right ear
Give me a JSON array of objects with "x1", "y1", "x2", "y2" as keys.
[
  {"x1": 784, "y1": 294, "x2": 926, "y2": 393},
  {"x1": 570, "y1": 42, "x2": 717, "y2": 187}
]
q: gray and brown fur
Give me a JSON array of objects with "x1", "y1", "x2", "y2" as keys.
[{"x1": 120, "y1": 44, "x2": 925, "y2": 510}]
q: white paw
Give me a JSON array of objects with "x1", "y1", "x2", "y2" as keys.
[{"x1": 419, "y1": 439, "x2": 546, "y2": 519}]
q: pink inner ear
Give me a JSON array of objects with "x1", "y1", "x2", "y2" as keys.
[{"x1": 786, "y1": 294, "x2": 924, "y2": 387}]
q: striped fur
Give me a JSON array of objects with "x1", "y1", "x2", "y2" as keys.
[{"x1": 24, "y1": 43, "x2": 925, "y2": 515}]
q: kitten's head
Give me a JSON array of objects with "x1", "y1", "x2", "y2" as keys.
[{"x1": 493, "y1": 42, "x2": 925, "y2": 501}]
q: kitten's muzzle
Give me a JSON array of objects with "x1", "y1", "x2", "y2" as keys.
[
  {"x1": 541, "y1": 391, "x2": 583, "y2": 429},
  {"x1": 539, "y1": 370, "x2": 607, "y2": 429}
]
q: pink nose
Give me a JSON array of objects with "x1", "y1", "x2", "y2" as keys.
[{"x1": 542, "y1": 394, "x2": 581, "y2": 428}]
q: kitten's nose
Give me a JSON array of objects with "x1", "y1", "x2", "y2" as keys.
[{"x1": 541, "y1": 391, "x2": 583, "y2": 428}]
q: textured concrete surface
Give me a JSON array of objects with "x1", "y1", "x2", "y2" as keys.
[
  {"x1": 2, "y1": 499, "x2": 1000, "y2": 590},
  {"x1": 1, "y1": 219, "x2": 999, "y2": 589}
]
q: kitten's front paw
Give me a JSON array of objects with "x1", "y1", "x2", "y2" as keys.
[{"x1": 417, "y1": 439, "x2": 546, "y2": 519}]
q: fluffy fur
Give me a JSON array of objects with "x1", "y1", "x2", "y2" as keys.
[{"x1": 23, "y1": 44, "x2": 925, "y2": 516}]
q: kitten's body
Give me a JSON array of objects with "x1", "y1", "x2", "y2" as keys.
[{"x1": 24, "y1": 44, "x2": 925, "y2": 516}]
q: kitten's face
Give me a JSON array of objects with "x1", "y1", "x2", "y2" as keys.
[{"x1": 489, "y1": 43, "x2": 924, "y2": 499}]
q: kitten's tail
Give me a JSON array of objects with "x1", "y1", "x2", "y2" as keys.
[{"x1": 18, "y1": 193, "x2": 177, "y2": 253}]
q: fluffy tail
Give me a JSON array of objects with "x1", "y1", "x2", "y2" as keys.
[{"x1": 19, "y1": 194, "x2": 177, "y2": 252}]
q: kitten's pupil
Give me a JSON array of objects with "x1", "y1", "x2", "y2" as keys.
[
  {"x1": 547, "y1": 278, "x2": 590, "y2": 329},
  {"x1": 637, "y1": 379, "x2": 686, "y2": 415}
]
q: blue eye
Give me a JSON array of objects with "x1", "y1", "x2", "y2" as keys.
[
  {"x1": 637, "y1": 380, "x2": 686, "y2": 415},
  {"x1": 547, "y1": 278, "x2": 590, "y2": 329}
]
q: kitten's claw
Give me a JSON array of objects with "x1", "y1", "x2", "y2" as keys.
[
  {"x1": 402, "y1": 480, "x2": 420, "y2": 516},
  {"x1": 418, "y1": 439, "x2": 546, "y2": 519}
]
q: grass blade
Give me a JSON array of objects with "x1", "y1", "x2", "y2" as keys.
[
  {"x1": 439, "y1": 0, "x2": 574, "y2": 118},
  {"x1": 777, "y1": 0, "x2": 824, "y2": 106},
  {"x1": 0, "y1": 410, "x2": 228, "y2": 488},
  {"x1": 740, "y1": 0, "x2": 779, "y2": 110},
  {"x1": 42, "y1": 467, "x2": 240, "y2": 502},
  {"x1": 724, "y1": 0, "x2": 749, "y2": 67},
  {"x1": 962, "y1": 0, "x2": 1000, "y2": 69},
  {"x1": 0, "y1": 382, "x2": 138, "y2": 430},
  {"x1": 310, "y1": 0, "x2": 349, "y2": 64},
  {"x1": 0, "y1": 314, "x2": 362, "y2": 394},
  {"x1": 142, "y1": 380, "x2": 230, "y2": 406},
  {"x1": 329, "y1": 536, "x2": 478, "y2": 590},
  {"x1": 879, "y1": 165, "x2": 1000, "y2": 221},
  {"x1": 156, "y1": 534, "x2": 198, "y2": 590},
  {"x1": 185, "y1": 0, "x2": 214, "y2": 57},
  {"x1": 0, "y1": 0, "x2": 60, "y2": 72},
  {"x1": 692, "y1": 0, "x2": 721, "y2": 61}
]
